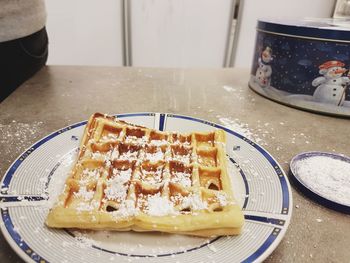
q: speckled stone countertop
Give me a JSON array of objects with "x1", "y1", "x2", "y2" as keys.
[{"x1": 0, "y1": 66, "x2": 349, "y2": 263}]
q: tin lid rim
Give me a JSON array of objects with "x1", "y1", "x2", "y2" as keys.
[
  {"x1": 289, "y1": 151, "x2": 350, "y2": 214},
  {"x1": 257, "y1": 19, "x2": 350, "y2": 41}
]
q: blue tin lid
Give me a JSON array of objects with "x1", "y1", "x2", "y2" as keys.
[
  {"x1": 289, "y1": 151, "x2": 350, "y2": 214},
  {"x1": 258, "y1": 18, "x2": 350, "y2": 42}
]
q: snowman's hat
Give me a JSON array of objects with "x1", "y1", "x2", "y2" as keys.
[{"x1": 319, "y1": 60, "x2": 345, "y2": 70}]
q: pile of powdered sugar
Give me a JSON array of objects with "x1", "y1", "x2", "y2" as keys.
[{"x1": 295, "y1": 155, "x2": 350, "y2": 205}]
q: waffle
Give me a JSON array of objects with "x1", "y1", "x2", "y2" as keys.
[{"x1": 46, "y1": 113, "x2": 244, "y2": 237}]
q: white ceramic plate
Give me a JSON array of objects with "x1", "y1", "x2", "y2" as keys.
[{"x1": 0, "y1": 113, "x2": 292, "y2": 263}]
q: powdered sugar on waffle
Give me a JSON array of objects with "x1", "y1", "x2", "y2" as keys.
[
  {"x1": 149, "y1": 139, "x2": 169, "y2": 147},
  {"x1": 146, "y1": 194, "x2": 176, "y2": 216},
  {"x1": 119, "y1": 151, "x2": 138, "y2": 160},
  {"x1": 125, "y1": 136, "x2": 148, "y2": 146},
  {"x1": 215, "y1": 192, "x2": 229, "y2": 206},
  {"x1": 170, "y1": 172, "x2": 192, "y2": 187},
  {"x1": 172, "y1": 140, "x2": 191, "y2": 147},
  {"x1": 101, "y1": 134, "x2": 119, "y2": 142},
  {"x1": 74, "y1": 186, "x2": 95, "y2": 201},
  {"x1": 144, "y1": 149, "x2": 164, "y2": 162},
  {"x1": 81, "y1": 169, "x2": 101, "y2": 184},
  {"x1": 181, "y1": 194, "x2": 208, "y2": 211},
  {"x1": 76, "y1": 200, "x2": 100, "y2": 212},
  {"x1": 110, "y1": 200, "x2": 138, "y2": 219},
  {"x1": 171, "y1": 154, "x2": 191, "y2": 165},
  {"x1": 91, "y1": 151, "x2": 107, "y2": 160},
  {"x1": 104, "y1": 169, "x2": 132, "y2": 201}
]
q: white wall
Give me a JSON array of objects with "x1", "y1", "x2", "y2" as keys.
[
  {"x1": 46, "y1": 0, "x2": 123, "y2": 66},
  {"x1": 130, "y1": 0, "x2": 234, "y2": 68},
  {"x1": 231, "y1": 0, "x2": 336, "y2": 69}
]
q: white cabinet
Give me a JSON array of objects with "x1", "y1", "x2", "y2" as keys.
[
  {"x1": 46, "y1": 0, "x2": 234, "y2": 68},
  {"x1": 129, "y1": 0, "x2": 234, "y2": 68},
  {"x1": 46, "y1": 0, "x2": 124, "y2": 66},
  {"x1": 46, "y1": 0, "x2": 234, "y2": 67}
]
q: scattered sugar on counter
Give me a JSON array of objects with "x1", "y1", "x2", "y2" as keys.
[
  {"x1": 0, "y1": 121, "x2": 44, "y2": 161},
  {"x1": 295, "y1": 155, "x2": 350, "y2": 205},
  {"x1": 222, "y1": 85, "x2": 236, "y2": 92}
]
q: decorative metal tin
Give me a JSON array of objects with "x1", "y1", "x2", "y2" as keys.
[{"x1": 249, "y1": 19, "x2": 350, "y2": 117}]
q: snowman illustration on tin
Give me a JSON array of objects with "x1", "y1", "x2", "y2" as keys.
[
  {"x1": 312, "y1": 60, "x2": 350, "y2": 106},
  {"x1": 255, "y1": 46, "x2": 273, "y2": 88}
]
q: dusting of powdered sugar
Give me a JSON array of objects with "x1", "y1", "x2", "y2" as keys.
[
  {"x1": 0, "y1": 121, "x2": 44, "y2": 164},
  {"x1": 104, "y1": 169, "x2": 132, "y2": 201},
  {"x1": 181, "y1": 194, "x2": 208, "y2": 211},
  {"x1": 124, "y1": 136, "x2": 148, "y2": 146},
  {"x1": 149, "y1": 139, "x2": 169, "y2": 147},
  {"x1": 222, "y1": 85, "x2": 237, "y2": 93},
  {"x1": 145, "y1": 194, "x2": 176, "y2": 216},
  {"x1": 144, "y1": 149, "x2": 164, "y2": 162},
  {"x1": 111, "y1": 200, "x2": 139, "y2": 219},
  {"x1": 215, "y1": 192, "x2": 228, "y2": 207},
  {"x1": 217, "y1": 117, "x2": 255, "y2": 141},
  {"x1": 295, "y1": 155, "x2": 350, "y2": 205},
  {"x1": 216, "y1": 115, "x2": 313, "y2": 155},
  {"x1": 74, "y1": 186, "x2": 95, "y2": 201},
  {"x1": 67, "y1": 231, "x2": 101, "y2": 249},
  {"x1": 171, "y1": 154, "x2": 191, "y2": 165},
  {"x1": 76, "y1": 200, "x2": 100, "y2": 213},
  {"x1": 119, "y1": 150, "x2": 138, "y2": 160},
  {"x1": 170, "y1": 172, "x2": 192, "y2": 187}
]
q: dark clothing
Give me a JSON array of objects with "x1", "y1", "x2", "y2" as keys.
[{"x1": 0, "y1": 27, "x2": 48, "y2": 102}]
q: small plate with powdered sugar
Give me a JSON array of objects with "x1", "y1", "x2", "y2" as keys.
[
  {"x1": 0, "y1": 113, "x2": 292, "y2": 263},
  {"x1": 290, "y1": 151, "x2": 350, "y2": 214}
]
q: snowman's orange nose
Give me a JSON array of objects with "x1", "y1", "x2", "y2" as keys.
[{"x1": 334, "y1": 68, "x2": 346, "y2": 74}]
